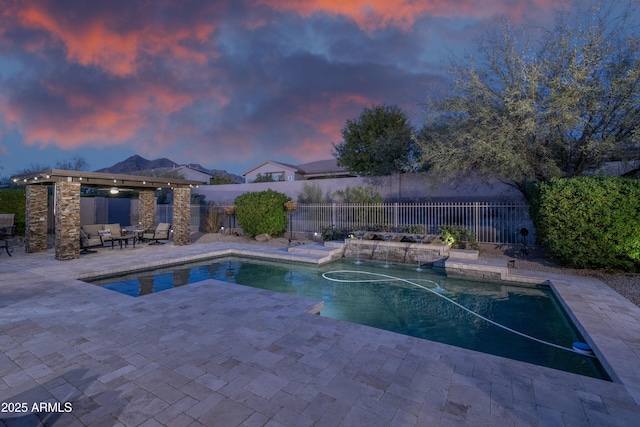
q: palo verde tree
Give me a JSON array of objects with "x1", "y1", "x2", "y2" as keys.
[
  {"x1": 333, "y1": 104, "x2": 416, "y2": 177},
  {"x1": 417, "y1": 1, "x2": 640, "y2": 193}
]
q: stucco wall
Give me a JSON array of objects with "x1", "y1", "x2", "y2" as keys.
[{"x1": 194, "y1": 174, "x2": 525, "y2": 204}]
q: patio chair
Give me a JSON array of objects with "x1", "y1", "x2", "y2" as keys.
[
  {"x1": 143, "y1": 223, "x2": 171, "y2": 245},
  {"x1": 80, "y1": 228, "x2": 102, "y2": 254},
  {"x1": 0, "y1": 214, "x2": 16, "y2": 256}
]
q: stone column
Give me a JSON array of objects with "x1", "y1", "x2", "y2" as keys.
[
  {"x1": 172, "y1": 187, "x2": 191, "y2": 246},
  {"x1": 25, "y1": 185, "x2": 49, "y2": 253},
  {"x1": 54, "y1": 181, "x2": 81, "y2": 261},
  {"x1": 139, "y1": 190, "x2": 156, "y2": 230}
]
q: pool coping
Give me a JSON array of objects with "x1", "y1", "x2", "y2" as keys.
[{"x1": 1, "y1": 240, "x2": 639, "y2": 425}]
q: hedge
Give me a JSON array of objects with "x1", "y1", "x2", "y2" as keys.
[
  {"x1": 534, "y1": 176, "x2": 640, "y2": 271},
  {"x1": 234, "y1": 189, "x2": 290, "y2": 237},
  {"x1": 0, "y1": 189, "x2": 26, "y2": 235}
]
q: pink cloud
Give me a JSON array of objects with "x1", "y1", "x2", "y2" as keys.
[
  {"x1": 8, "y1": 82, "x2": 197, "y2": 150},
  {"x1": 255, "y1": 0, "x2": 559, "y2": 31},
  {"x1": 11, "y1": 3, "x2": 216, "y2": 77}
]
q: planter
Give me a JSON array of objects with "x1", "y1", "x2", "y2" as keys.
[{"x1": 284, "y1": 201, "x2": 298, "y2": 211}]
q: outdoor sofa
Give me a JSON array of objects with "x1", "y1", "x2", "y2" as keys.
[{"x1": 80, "y1": 223, "x2": 123, "y2": 253}]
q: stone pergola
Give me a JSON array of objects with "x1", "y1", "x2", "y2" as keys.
[{"x1": 11, "y1": 169, "x2": 203, "y2": 261}]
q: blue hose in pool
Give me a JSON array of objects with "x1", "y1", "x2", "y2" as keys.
[{"x1": 321, "y1": 270, "x2": 596, "y2": 358}]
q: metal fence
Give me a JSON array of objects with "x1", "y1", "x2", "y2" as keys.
[
  {"x1": 289, "y1": 202, "x2": 534, "y2": 244},
  {"x1": 157, "y1": 202, "x2": 535, "y2": 244}
]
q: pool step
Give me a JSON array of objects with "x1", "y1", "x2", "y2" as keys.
[{"x1": 288, "y1": 243, "x2": 343, "y2": 261}]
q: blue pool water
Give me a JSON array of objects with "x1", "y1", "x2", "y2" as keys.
[{"x1": 88, "y1": 258, "x2": 609, "y2": 379}]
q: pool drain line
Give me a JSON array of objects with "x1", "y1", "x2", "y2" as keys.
[{"x1": 322, "y1": 270, "x2": 596, "y2": 358}]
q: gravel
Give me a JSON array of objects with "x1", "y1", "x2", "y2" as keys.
[
  {"x1": 190, "y1": 232, "x2": 640, "y2": 309},
  {"x1": 477, "y1": 243, "x2": 640, "y2": 308}
]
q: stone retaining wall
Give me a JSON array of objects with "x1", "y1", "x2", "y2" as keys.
[{"x1": 342, "y1": 239, "x2": 449, "y2": 265}]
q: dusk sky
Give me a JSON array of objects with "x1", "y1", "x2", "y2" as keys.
[{"x1": 0, "y1": 0, "x2": 573, "y2": 177}]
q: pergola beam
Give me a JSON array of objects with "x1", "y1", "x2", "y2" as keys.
[{"x1": 11, "y1": 169, "x2": 201, "y2": 190}]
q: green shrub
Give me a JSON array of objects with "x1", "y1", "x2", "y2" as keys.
[
  {"x1": 438, "y1": 225, "x2": 479, "y2": 250},
  {"x1": 234, "y1": 189, "x2": 290, "y2": 237},
  {"x1": 322, "y1": 226, "x2": 348, "y2": 241},
  {"x1": 297, "y1": 183, "x2": 330, "y2": 204},
  {"x1": 535, "y1": 176, "x2": 640, "y2": 271},
  {"x1": 0, "y1": 189, "x2": 26, "y2": 235},
  {"x1": 398, "y1": 225, "x2": 426, "y2": 234},
  {"x1": 331, "y1": 185, "x2": 383, "y2": 203}
]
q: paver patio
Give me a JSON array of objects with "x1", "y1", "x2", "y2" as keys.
[{"x1": 1, "y1": 240, "x2": 639, "y2": 426}]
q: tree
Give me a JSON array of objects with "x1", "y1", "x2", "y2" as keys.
[
  {"x1": 252, "y1": 173, "x2": 276, "y2": 183},
  {"x1": 297, "y1": 182, "x2": 330, "y2": 204},
  {"x1": 333, "y1": 104, "x2": 416, "y2": 176},
  {"x1": 331, "y1": 185, "x2": 383, "y2": 204},
  {"x1": 15, "y1": 163, "x2": 51, "y2": 175},
  {"x1": 210, "y1": 172, "x2": 236, "y2": 185},
  {"x1": 417, "y1": 1, "x2": 640, "y2": 192},
  {"x1": 56, "y1": 155, "x2": 89, "y2": 171}
]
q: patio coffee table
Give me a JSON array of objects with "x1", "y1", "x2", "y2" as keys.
[{"x1": 109, "y1": 234, "x2": 136, "y2": 249}]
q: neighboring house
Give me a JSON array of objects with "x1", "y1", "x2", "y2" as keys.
[
  {"x1": 243, "y1": 159, "x2": 355, "y2": 183},
  {"x1": 171, "y1": 165, "x2": 213, "y2": 184}
]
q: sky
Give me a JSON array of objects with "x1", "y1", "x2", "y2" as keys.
[{"x1": 0, "y1": 0, "x2": 572, "y2": 177}]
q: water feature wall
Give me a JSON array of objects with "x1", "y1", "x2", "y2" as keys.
[{"x1": 342, "y1": 237, "x2": 449, "y2": 266}]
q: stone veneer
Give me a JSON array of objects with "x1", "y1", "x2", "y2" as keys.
[
  {"x1": 172, "y1": 187, "x2": 191, "y2": 246},
  {"x1": 138, "y1": 190, "x2": 155, "y2": 231},
  {"x1": 54, "y1": 181, "x2": 81, "y2": 261},
  {"x1": 25, "y1": 185, "x2": 48, "y2": 253},
  {"x1": 343, "y1": 239, "x2": 448, "y2": 265}
]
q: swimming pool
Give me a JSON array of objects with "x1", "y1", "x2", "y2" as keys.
[{"x1": 88, "y1": 258, "x2": 608, "y2": 379}]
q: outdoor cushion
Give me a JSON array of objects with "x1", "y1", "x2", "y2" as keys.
[
  {"x1": 80, "y1": 228, "x2": 103, "y2": 252},
  {"x1": 143, "y1": 223, "x2": 171, "y2": 243},
  {"x1": 104, "y1": 223, "x2": 122, "y2": 236},
  {"x1": 82, "y1": 224, "x2": 103, "y2": 237}
]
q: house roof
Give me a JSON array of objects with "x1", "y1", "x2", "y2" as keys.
[
  {"x1": 242, "y1": 161, "x2": 300, "y2": 176},
  {"x1": 242, "y1": 158, "x2": 353, "y2": 177},
  {"x1": 173, "y1": 165, "x2": 214, "y2": 179}
]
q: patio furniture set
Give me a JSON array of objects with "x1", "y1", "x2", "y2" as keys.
[
  {"x1": 0, "y1": 214, "x2": 16, "y2": 256},
  {"x1": 80, "y1": 222, "x2": 171, "y2": 253}
]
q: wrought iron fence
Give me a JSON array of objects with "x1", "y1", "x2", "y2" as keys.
[
  {"x1": 158, "y1": 202, "x2": 534, "y2": 244},
  {"x1": 155, "y1": 205, "x2": 203, "y2": 229},
  {"x1": 289, "y1": 202, "x2": 534, "y2": 244}
]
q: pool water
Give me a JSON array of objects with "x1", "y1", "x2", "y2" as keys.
[{"x1": 88, "y1": 258, "x2": 609, "y2": 379}]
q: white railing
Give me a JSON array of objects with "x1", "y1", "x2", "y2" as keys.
[{"x1": 159, "y1": 202, "x2": 535, "y2": 244}]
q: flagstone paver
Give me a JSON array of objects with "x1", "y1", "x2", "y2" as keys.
[{"x1": 1, "y1": 241, "x2": 640, "y2": 426}]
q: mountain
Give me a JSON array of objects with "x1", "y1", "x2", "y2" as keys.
[
  {"x1": 95, "y1": 155, "x2": 243, "y2": 183},
  {"x1": 95, "y1": 155, "x2": 176, "y2": 174}
]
